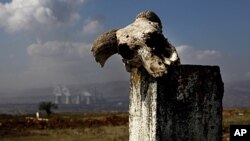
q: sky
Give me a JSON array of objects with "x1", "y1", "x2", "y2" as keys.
[{"x1": 0, "y1": 0, "x2": 250, "y2": 92}]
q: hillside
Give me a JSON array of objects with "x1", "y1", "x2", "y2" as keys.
[
  {"x1": 223, "y1": 81, "x2": 250, "y2": 107},
  {"x1": 0, "y1": 80, "x2": 249, "y2": 108}
]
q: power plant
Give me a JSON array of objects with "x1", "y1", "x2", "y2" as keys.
[{"x1": 53, "y1": 85, "x2": 102, "y2": 105}]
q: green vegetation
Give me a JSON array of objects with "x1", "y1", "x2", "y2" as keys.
[{"x1": 38, "y1": 101, "x2": 58, "y2": 115}]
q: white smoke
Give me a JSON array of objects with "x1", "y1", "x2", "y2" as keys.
[
  {"x1": 53, "y1": 85, "x2": 62, "y2": 96},
  {"x1": 62, "y1": 85, "x2": 70, "y2": 96}
]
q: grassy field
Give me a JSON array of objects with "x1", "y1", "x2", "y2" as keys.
[
  {"x1": 0, "y1": 127, "x2": 128, "y2": 141},
  {"x1": 222, "y1": 108, "x2": 250, "y2": 141},
  {"x1": 0, "y1": 109, "x2": 250, "y2": 141},
  {"x1": 0, "y1": 112, "x2": 128, "y2": 141}
]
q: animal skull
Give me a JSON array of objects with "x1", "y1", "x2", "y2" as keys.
[{"x1": 92, "y1": 11, "x2": 180, "y2": 78}]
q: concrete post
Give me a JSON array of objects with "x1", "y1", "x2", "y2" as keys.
[
  {"x1": 90, "y1": 11, "x2": 224, "y2": 141},
  {"x1": 129, "y1": 65, "x2": 224, "y2": 141}
]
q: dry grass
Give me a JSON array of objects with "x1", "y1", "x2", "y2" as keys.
[
  {"x1": 222, "y1": 108, "x2": 250, "y2": 141},
  {"x1": 0, "y1": 109, "x2": 250, "y2": 141},
  {"x1": 0, "y1": 112, "x2": 129, "y2": 141},
  {"x1": 1, "y1": 126, "x2": 128, "y2": 141}
]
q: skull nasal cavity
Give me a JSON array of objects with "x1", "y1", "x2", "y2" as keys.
[{"x1": 118, "y1": 44, "x2": 135, "y2": 59}]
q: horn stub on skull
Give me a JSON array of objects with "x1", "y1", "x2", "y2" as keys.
[{"x1": 136, "y1": 11, "x2": 162, "y2": 29}]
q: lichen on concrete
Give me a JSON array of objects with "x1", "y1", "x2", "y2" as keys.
[
  {"x1": 129, "y1": 68, "x2": 157, "y2": 141},
  {"x1": 129, "y1": 65, "x2": 223, "y2": 141}
]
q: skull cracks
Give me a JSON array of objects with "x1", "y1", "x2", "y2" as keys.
[{"x1": 91, "y1": 11, "x2": 180, "y2": 78}]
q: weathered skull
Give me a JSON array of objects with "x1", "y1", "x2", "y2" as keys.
[{"x1": 92, "y1": 11, "x2": 180, "y2": 78}]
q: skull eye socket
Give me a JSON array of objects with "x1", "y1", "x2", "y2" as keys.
[
  {"x1": 145, "y1": 32, "x2": 172, "y2": 58},
  {"x1": 118, "y1": 44, "x2": 135, "y2": 60},
  {"x1": 145, "y1": 32, "x2": 164, "y2": 49}
]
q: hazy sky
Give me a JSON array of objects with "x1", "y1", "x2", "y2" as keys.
[{"x1": 0, "y1": 0, "x2": 250, "y2": 92}]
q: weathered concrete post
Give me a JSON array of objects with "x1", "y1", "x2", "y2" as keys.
[
  {"x1": 129, "y1": 65, "x2": 223, "y2": 141},
  {"x1": 91, "y1": 11, "x2": 224, "y2": 141}
]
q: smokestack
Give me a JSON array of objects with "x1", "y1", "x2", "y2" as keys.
[
  {"x1": 62, "y1": 86, "x2": 71, "y2": 104},
  {"x1": 55, "y1": 95, "x2": 62, "y2": 104},
  {"x1": 86, "y1": 96, "x2": 90, "y2": 105},
  {"x1": 65, "y1": 95, "x2": 71, "y2": 104},
  {"x1": 53, "y1": 85, "x2": 62, "y2": 104},
  {"x1": 83, "y1": 91, "x2": 92, "y2": 105},
  {"x1": 76, "y1": 95, "x2": 80, "y2": 104}
]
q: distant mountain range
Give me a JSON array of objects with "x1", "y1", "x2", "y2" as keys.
[
  {"x1": 223, "y1": 80, "x2": 250, "y2": 107},
  {"x1": 0, "y1": 81, "x2": 130, "y2": 105},
  {"x1": 0, "y1": 80, "x2": 249, "y2": 108}
]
